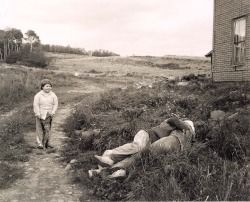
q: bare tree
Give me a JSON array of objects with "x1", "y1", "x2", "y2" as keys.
[{"x1": 24, "y1": 30, "x2": 40, "y2": 52}]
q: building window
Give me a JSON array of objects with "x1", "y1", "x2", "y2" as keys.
[{"x1": 233, "y1": 17, "x2": 246, "y2": 65}]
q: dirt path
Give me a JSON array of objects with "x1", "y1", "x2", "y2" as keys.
[{"x1": 0, "y1": 103, "x2": 90, "y2": 202}]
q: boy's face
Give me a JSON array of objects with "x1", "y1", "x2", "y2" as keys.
[{"x1": 43, "y1": 84, "x2": 52, "y2": 93}]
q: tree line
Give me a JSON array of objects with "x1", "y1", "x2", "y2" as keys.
[
  {"x1": 0, "y1": 27, "x2": 120, "y2": 58},
  {"x1": 41, "y1": 44, "x2": 88, "y2": 55},
  {"x1": 41, "y1": 45, "x2": 120, "y2": 57},
  {"x1": 91, "y1": 49, "x2": 120, "y2": 57}
]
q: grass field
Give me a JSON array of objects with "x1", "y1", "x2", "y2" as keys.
[{"x1": 0, "y1": 53, "x2": 249, "y2": 201}]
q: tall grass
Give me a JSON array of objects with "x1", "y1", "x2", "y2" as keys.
[
  {"x1": 62, "y1": 77, "x2": 250, "y2": 201},
  {"x1": 0, "y1": 105, "x2": 33, "y2": 188},
  {"x1": 0, "y1": 67, "x2": 77, "y2": 111},
  {"x1": 0, "y1": 69, "x2": 34, "y2": 108}
]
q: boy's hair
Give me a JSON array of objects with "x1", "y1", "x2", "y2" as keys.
[{"x1": 41, "y1": 79, "x2": 52, "y2": 90}]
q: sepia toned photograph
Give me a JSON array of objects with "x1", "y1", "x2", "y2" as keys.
[{"x1": 0, "y1": 0, "x2": 249, "y2": 201}]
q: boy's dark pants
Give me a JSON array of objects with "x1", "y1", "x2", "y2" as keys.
[{"x1": 36, "y1": 116, "x2": 52, "y2": 148}]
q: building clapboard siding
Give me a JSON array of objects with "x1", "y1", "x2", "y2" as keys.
[{"x1": 211, "y1": 0, "x2": 250, "y2": 81}]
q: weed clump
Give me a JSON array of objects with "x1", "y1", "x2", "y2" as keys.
[{"x1": 206, "y1": 114, "x2": 250, "y2": 164}]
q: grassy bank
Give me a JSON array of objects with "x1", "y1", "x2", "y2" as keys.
[
  {"x1": 0, "y1": 104, "x2": 34, "y2": 189},
  {"x1": 62, "y1": 76, "x2": 250, "y2": 201}
]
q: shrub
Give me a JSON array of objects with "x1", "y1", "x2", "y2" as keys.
[
  {"x1": 5, "y1": 50, "x2": 51, "y2": 68},
  {"x1": 0, "y1": 70, "x2": 32, "y2": 107},
  {"x1": 87, "y1": 69, "x2": 102, "y2": 74},
  {"x1": 182, "y1": 73, "x2": 198, "y2": 81},
  {"x1": 64, "y1": 107, "x2": 92, "y2": 135},
  {"x1": 92, "y1": 49, "x2": 120, "y2": 57},
  {"x1": 22, "y1": 51, "x2": 50, "y2": 68},
  {"x1": 92, "y1": 97, "x2": 121, "y2": 112},
  {"x1": 5, "y1": 52, "x2": 22, "y2": 64}
]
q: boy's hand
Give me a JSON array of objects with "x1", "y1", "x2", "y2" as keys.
[{"x1": 47, "y1": 112, "x2": 55, "y2": 117}]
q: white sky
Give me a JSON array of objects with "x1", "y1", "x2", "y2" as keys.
[{"x1": 0, "y1": 0, "x2": 213, "y2": 56}]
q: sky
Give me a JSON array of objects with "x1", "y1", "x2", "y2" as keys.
[{"x1": 0, "y1": 0, "x2": 213, "y2": 57}]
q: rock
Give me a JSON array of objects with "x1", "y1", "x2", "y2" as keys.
[
  {"x1": 88, "y1": 189, "x2": 95, "y2": 196},
  {"x1": 40, "y1": 167, "x2": 47, "y2": 171},
  {"x1": 247, "y1": 94, "x2": 250, "y2": 100},
  {"x1": 70, "y1": 159, "x2": 77, "y2": 164},
  {"x1": 210, "y1": 110, "x2": 226, "y2": 121},
  {"x1": 93, "y1": 129, "x2": 101, "y2": 136},
  {"x1": 177, "y1": 81, "x2": 189, "y2": 86},
  {"x1": 65, "y1": 164, "x2": 72, "y2": 171},
  {"x1": 54, "y1": 153, "x2": 61, "y2": 158},
  {"x1": 194, "y1": 120, "x2": 206, "y2": 126},
  {"x1": 74, "y1": 130, "x2": 82, "y2": 136},
  {"x1": 168, "y1": 75, "x2": 176, "y2": 81},
  {"x1": 227, "y1": 112, "x2": 239, "y2": 120},
  {"x1": 81, "y1": 130, "x2": 96, "y2": 146}
]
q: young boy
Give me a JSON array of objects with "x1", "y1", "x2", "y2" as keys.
[{"x1": 33, "y1": 79, "x2": 58, "y2": 149}]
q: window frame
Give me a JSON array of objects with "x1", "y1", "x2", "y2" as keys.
[{"x1": 232, "y1": 16, "x2": 247, "y2": 66}]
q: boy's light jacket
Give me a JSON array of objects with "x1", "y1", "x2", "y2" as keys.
[{"x1": 33, "y1": 91, "x2": 58, "y2": 120}]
